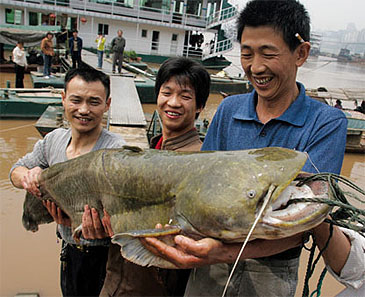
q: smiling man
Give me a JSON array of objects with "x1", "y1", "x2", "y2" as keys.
[
  {"x1": 150, "y1": 57, "x2": 210, "y2": 151},
  {"x1": 10, "y1": 68, "x2": 126, "y2": 297},
  {"x1": 94, "y1": 57, "x2": 211, "y2": 297},
  {"x1": 142, "y1": 1, "x2": 357, "y2": 297}
]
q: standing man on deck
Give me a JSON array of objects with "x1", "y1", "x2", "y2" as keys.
[
  {"x1": 41, "y1": 32, "x2": 54, "y2": 78},
  {"x1": 9, "y1": 68, "x2": 126, "y2": 297},
  {"x1": 12, "y1": 41, "x2": 27, "y2": 88},
  {"x1": 143, "y1": 1, "x2": 363, "y2": 296},
  {"x1": 95, "y1": 32, "x2": 106, "y2": 69},
  {"x1": 69, "y1": 30, "x2": 83, "y2": 68},
  {"x1": 111, "y1": 30, "x2": 126, "y2": 74}
]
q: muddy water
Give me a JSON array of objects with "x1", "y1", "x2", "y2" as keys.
[{"x1": 1, "y1": 62, "x2": 364, "y2": 296}]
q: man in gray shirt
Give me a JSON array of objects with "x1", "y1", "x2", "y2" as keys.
[
  {"x1": 111, "y1": 30, "x2": 126, "y2": 74},
  {"x1": 10, "y1": 68, "x2": 125, "y2": 296}
]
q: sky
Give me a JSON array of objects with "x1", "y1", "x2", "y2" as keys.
[{"x1": 229, "y1": 0, "x2": 365, "y2": 31}]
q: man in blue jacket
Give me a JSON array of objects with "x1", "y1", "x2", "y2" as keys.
[{"x1": 69, "y1": 30, "x2": 83, "y2": 68}]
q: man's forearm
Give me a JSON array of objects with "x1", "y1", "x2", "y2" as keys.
[{"x1": 313, "y1": 223, "x2": 351, "y2": 275}]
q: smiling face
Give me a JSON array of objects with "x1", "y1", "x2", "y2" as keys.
[
  {"x1": 157, "y1": 77, "x2": 201, "y2": 139},
  {"x1": 240, "y1": 26, "x2": 305, "y2": 103},
  {"x1": 62, "y1": 76, "x2": 110, "y2": 136}
]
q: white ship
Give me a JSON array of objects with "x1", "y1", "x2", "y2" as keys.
[
  {"x1": 0, "y1": 0, "x2": 238, "y2": 69},
  {"x1": 310, "y1": 32, "x2": 322, "y2": 56}
]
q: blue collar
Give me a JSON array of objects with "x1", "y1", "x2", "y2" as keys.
[{"x1": 233, "y1": 82, "x2": 309, "y2": 127}]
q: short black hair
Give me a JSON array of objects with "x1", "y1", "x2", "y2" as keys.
[
  {"x1": 73, "y1": 30, "x2": 78, "y2": 33},
  {"x1": 46, "y1": 32, "x2": 54, "y2": 37},
  {"x1": 236, "y1": 0, "x2": 310, "y2": 52},
  {"x1": 155, "y1": 57, "x2": 211, "y2": 114},
  {"x1": 17, "y1": 40, "x2": 24, "y2": 45},
  {"x1": 64, "y1": 68, "x2": 110, "y2": 100}
]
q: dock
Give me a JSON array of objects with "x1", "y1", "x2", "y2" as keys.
[{"x1": 81, "y1": 50, "x2": 148, "y2": 147}]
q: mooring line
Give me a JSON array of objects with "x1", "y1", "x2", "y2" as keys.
[
  {"x1": 0, "y1": 123, "x2": 35, "y2": 133},
  {"x1": 221, "y1": 184, "x2": 276, "y2": 297}
]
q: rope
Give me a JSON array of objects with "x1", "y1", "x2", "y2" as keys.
[
  {"x1": 292, "y1": 173, "x2": 364, "y2": 296},
  {"x1": 302, "y1": 224, "x2": 334, "y2": 297},
  {"x1": 293, "y1": 173, "x2": 365, "y2": 237}
]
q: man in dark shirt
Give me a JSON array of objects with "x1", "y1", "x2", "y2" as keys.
[
  {"x1": 69, "y1": 30, "x2": 83, "y2": 68},
  {"x1": 111, "y1": 30, "x2": 126, "y2": 74}
]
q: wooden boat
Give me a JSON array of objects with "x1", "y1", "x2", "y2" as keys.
[
  {"x1": 0, "y1": 88, "x2": 62, "y2": 118},
  {"x1": 343, "y1": 110, "x2": 365, "y2": 153},
  {"x1": 34, "y1": 105, "x2": 66, "y2": 137},
  {"x1": 306, "y1": 88, "x2": 365, "y2": 153}
]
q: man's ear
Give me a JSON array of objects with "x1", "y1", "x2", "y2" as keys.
[
  {"x1": 296, "y1": 42, "x2": 310, "y2": 67},
  {"x1": 105, "y1": 97, "x2": 111, "y2": 111},
  {"x1": 61, "y1": 91, "x2": 66, "y2": 106}
]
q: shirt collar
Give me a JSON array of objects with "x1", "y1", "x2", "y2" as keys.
[{"x1": 233, "y1": 82, "x2": 308, "y2": 127}]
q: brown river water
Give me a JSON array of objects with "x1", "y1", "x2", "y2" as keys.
[{"x1": 1, "y1": 56, "x2": 364, "y2": 296}]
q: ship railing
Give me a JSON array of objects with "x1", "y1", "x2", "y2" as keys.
[
  {"x1": 11, "y1": 0, "x2": 236, "y2": 29},
  {"x1": 206, "y1": 5, "x2": 238, "y2": 29},
  {"x1": 202, "y1": 37, "x2": 235, "y2": 61},
  {"x1": 70, "y1": 0, "x2": 208, "y2": 28}
]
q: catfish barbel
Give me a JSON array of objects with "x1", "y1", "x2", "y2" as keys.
[{"x1": 22, "y1": 146, "x2": 330, "y2": 268}]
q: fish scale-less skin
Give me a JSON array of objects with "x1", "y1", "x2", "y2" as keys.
[{"x1": 23, "y1": 146, "x2": 312, "y2": 243}]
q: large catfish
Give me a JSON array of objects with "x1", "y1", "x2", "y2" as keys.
[{"x1": 22, "y1": 146, "x2": 330, "y2": 268}]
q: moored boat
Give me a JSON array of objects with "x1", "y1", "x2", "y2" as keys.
[
  {"x1": 0, "y1": 88, "x2": 62, "y2": 118},
  {"x1": 306, "y1": 87, "x2": 365, "y2": 153}
]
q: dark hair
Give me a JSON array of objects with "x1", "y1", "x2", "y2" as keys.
[
  {"x1": 17, "y1": 40, "x2": 24, "y2": 45},
  {"x1": 236, "y1": 0, "x2": 310, "y2": 52},
  {"x1": 73, "y1": 30, "x2": 78, "y2": 33},
  {"x1": 64, "y1": 68, "x2": 110, "y2": 100},
  {"x1": 155, "y1": 57, "x2": 211, "y2": 115},
  {"x1": 46, "y1": 32, "x2": 54, "y2": 37}
]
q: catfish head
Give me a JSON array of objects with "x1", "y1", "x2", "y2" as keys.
[{"x1": 174, "y1": 147, "x2": 329, "y2": 242}]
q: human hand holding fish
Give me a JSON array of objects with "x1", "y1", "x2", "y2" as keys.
[
  {"x1": 81, "y1": 205, "x2": 111, "y2": 239},
  {"x1": 42, "y1": 200, "x2": 71, "y2": 227},
  {"x1": 18, "y1": 166, "x2": 43, "y2": 198},
  {"x1": 141, "y1": 232, "x2": 304, "y2": 269}
]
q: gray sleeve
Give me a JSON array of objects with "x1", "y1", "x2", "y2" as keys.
[
  {"x1": 9, "y1": 137, "x2": 49, "y2": 182},
  {"x1": 326, "y1": 228, "x2": 365, "y2": 289},
  {"x1": 10, "y1": 138, "x2": 49, "y2": 171}
]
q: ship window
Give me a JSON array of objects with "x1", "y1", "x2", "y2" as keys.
[
  {"x1": 98, "y1": 23, "x2": 109, "y2": 35},
  {"x1": 141, "y1": 29, "x2": 147, "y2": 38},
  {"x1": 29, "y1": 12, "x2": 39, "y2": 26},
  {"x1": 5, "y1": 9, "x2": 22, "y2": 25}
]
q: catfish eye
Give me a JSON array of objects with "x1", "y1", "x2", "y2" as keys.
[{"x1": 246, "y1": 190, "x2": 256, "y2": 199}]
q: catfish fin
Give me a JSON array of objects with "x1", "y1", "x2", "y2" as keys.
[
  {"x1": 122, "y1": 145, "x2": 143, "y2": 153},
  {"x1": 112, "y1": 228, "x2": 181, "y2": 269}
]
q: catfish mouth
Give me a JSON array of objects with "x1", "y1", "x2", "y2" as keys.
[{"x1": 260, "y1": 173, "x2": 330, "y2": 234}]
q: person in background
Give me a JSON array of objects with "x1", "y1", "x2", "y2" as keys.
[
  {"x1": 355, "y1": 100, "x2": 365, "y2": 114},
  {"x1": 143, "y1": 1, "x2": 363, "y2": 296},
  {"x1": 40, "y1": 32, "x2": 54, "y2": 79},
  {"x1": 81, "y1": 57, "x2": 211, "y2": 296},
  {"x1": 9, "y1": 68, "x2": 126, "y2": 297},
  {"x1": 95, "y1": 32, "x2": 106, "y2": 69},
  {"x1": 111, "y1": 30, "x2": 126, "y2": 74},
  {"x1": 334, "y1": 99, "x2": 343, "y2": 109},
  {"x1": 12, "y1": 41, "x2": 27, "y2": 88},
  {"x1": 69, "y1": 30, "x2": 83, "y2": 68}
]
